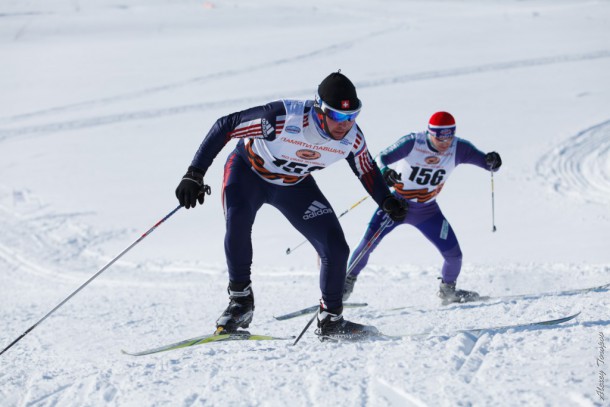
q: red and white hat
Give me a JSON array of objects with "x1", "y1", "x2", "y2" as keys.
[{"x1": 428, "y1": 111, "x2": 456, "y2": 138}]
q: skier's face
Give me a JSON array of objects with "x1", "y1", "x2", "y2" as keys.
[
  {"x1": 429, "y1": 133, "x2": 453, "y2": 152},
  {"x1": 314, "y1": 96, "x2": 361, "y2": 140},
  {"x1": 326, "y1": 116, "x2": 355, "y2": 140}
]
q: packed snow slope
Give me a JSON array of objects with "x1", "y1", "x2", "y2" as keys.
[{"x1": 1, "y1": 0, "x2": 609, "y2": 406}]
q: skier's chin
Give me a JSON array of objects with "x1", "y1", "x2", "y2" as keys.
[{"x1": 329, "y1": 130, "x2": 349, "y2": 140}]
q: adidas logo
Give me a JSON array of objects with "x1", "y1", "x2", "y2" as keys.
[{"x1": 303, "y1": 200, "x2": 333, "y2": 220}]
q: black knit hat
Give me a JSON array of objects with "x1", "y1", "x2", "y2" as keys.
[{"x1": 317, "y1": 71, "x2": 361, "y2": 111}]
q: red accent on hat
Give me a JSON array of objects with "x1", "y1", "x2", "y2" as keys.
[
  {"x1": 341, "y1": 100, "x2": 350, "y2": 109},
  {"x1": 428, "y1": 111, "x2": 456, "y2": 129}
]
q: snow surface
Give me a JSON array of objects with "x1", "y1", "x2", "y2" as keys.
[{"x1": 1, "y1": 0, "x2": 609, "y2": 405}]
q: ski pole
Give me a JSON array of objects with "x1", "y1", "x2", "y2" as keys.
[
  {"x1": 0, "y1": 201, "x2": 195, "y2": 357},
  {"x1": 491, "y1": 170, "x2": 497, "y2": 232},
  {"x1": 345, "y1": 216, "x2": 392, "y2": 283},
  {"x1": 286, "y1": 196, "x2": 369, "y2": 255},
  {"x1": 291, "y1": 310, "x2": 318, "y2": 346},
  {"x1": 291, "y1": 214, "x2": 392, "y2": 346}
]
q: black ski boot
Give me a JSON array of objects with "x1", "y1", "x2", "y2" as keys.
[
  {"x1": 314, "y1": 305, "x2": 378, "y2": 341},
  {"x1": 215, "y1": 282, "x2": 254, "y2": 334},
  {"x1": 342, "y1": 275, "x2": 358, "y2": 301},
  {"x1": 438, "y1": 280, "x2": 480, "y2": 305}
]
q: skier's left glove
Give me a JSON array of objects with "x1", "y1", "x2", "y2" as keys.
[
  {"x1": 381, "y1": 195, "x2": 408, "y2": 222},
  {"x1": 485, "y1": 152, "x2": 502, "y2": 171},
  {"x1": 175, "y1": 166, "x2": 210, "y2": 209}
]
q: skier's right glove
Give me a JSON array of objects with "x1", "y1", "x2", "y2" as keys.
[
  {"x1": 382, "y1": 168, "x2": 402, "y2": 187},
  {"x1": 381, "y1": 195, "x2": 408, "y2": 222},
  {"x1": 485, "y1": 151, "x2": 502, "y2": 171},
  {"x1": 175, "y1": 166, "x2": 209, "y2": 209}
]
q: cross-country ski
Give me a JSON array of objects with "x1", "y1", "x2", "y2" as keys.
[
  {"x1": 274, "y1": 282, "x2": 608, "y2": 321},
  {"x1": 122, "y1": 332, "x2": 295, "y2": 356}
]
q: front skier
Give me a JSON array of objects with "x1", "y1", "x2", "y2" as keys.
[
  {"x1": 343, "y1": 111, "x2": 502, "y2": 304},
  {"x1": 175, "y1": 71, "x2": 407, "y2": 339}
]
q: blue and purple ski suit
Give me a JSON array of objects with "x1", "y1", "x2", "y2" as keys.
[{"x1": 348, "y1": 131, "x2": 496, "y2": 284}]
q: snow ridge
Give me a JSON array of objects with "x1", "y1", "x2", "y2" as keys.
[{"x1": 536, "y1": 119, "x2": 610, "y2": 206}]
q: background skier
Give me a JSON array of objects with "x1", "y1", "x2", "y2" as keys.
[{"x1": 343, "y1": 111, "x2": 502, "y2": 303}]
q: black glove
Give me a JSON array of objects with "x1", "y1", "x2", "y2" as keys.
[
  {"x1": 381, "y1": 195, "x2": 408, "y2": 222},
  {"x1": 175, "y1": 166, "x2": 209, "y2": 209},
  {"x1": 382, "y1": 168, "x2": 402, "y2": 187},
  {"x1": 485, "y1": 151, "x2": 502, "y2": 170}
]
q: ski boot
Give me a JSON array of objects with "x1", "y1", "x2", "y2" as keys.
[
  {"x1": 342, "y1": 275, "x2": 358, "y2": 301},
  {"x1": 314, "y1": 305, "x2": 379, "y2": 341},
  {"x1": 437, "y1": 280, "x2": 480, "y2": 305},
  {"x1": 215, "y1": 282, "x2": 255, "y2": 335}
]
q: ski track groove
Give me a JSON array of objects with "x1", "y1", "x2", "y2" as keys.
[
  {"x1": 0, "y1": 25, "x2": 402, "y2": 124},
  {"x1": 22, "y1": 383, "x2": 71, "y2": 407},
  {"x1": 361, "y1": 350, "x2": 373, "y2": 406},
  {"x1": 373, "y1": 377, "x2": 428, "y2": 407},
  {"x1": 455, "y1": 333, "x2": 491, "y2": 384},
  {"x1": 1, "y1": 50, "x2": 609, "y2": 142},
  {"x1": 0, "y1": 197, "x2": 120, "y2": 286},
  {"x1": 536, "y1": 118, "x2": 610, "y2": 206},
  {"x1": 183, "y1": 393, "x2": 199, "y2": 407},
  {"x1": 0, "y1": 11, "x2": 49, "y2": 18},
  {"x1": 0, "y1": 190, "x2": 213, "y2": 291},
  {"x1": 56, "y1": 380, "x2": 87, "y2": 407},
  {"x1": 0, "y1": 242, "x2": 78, "y2": 285},
  {"x1": 18, "y1": 375, "x2": 35, "y2": 407}
]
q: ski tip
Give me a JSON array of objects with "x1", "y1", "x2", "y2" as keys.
[
  {"x1": 566, "y1": 310, "x2": 582, "y2": 320},
  {"x1": 273, "y1": 314, "x2": 299, "y2": 321},
  {"x1": 553, "y1": 310, "x2": 581, "y2": 320}
]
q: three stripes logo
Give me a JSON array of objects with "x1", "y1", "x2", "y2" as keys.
[{"x1": 303, "y1": 200, "x2": 333, "y2": 220}]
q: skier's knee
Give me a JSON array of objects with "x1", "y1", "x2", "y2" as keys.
[
  {"x1": 318, "y1": 235, "x2": 349, "y2": 266},
  {"x1": 335, "y1": 239, "x2": 350, "y2": 263},
  {"x1": 225, "y1": 206, "x2": 256, "y2": 230}
]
